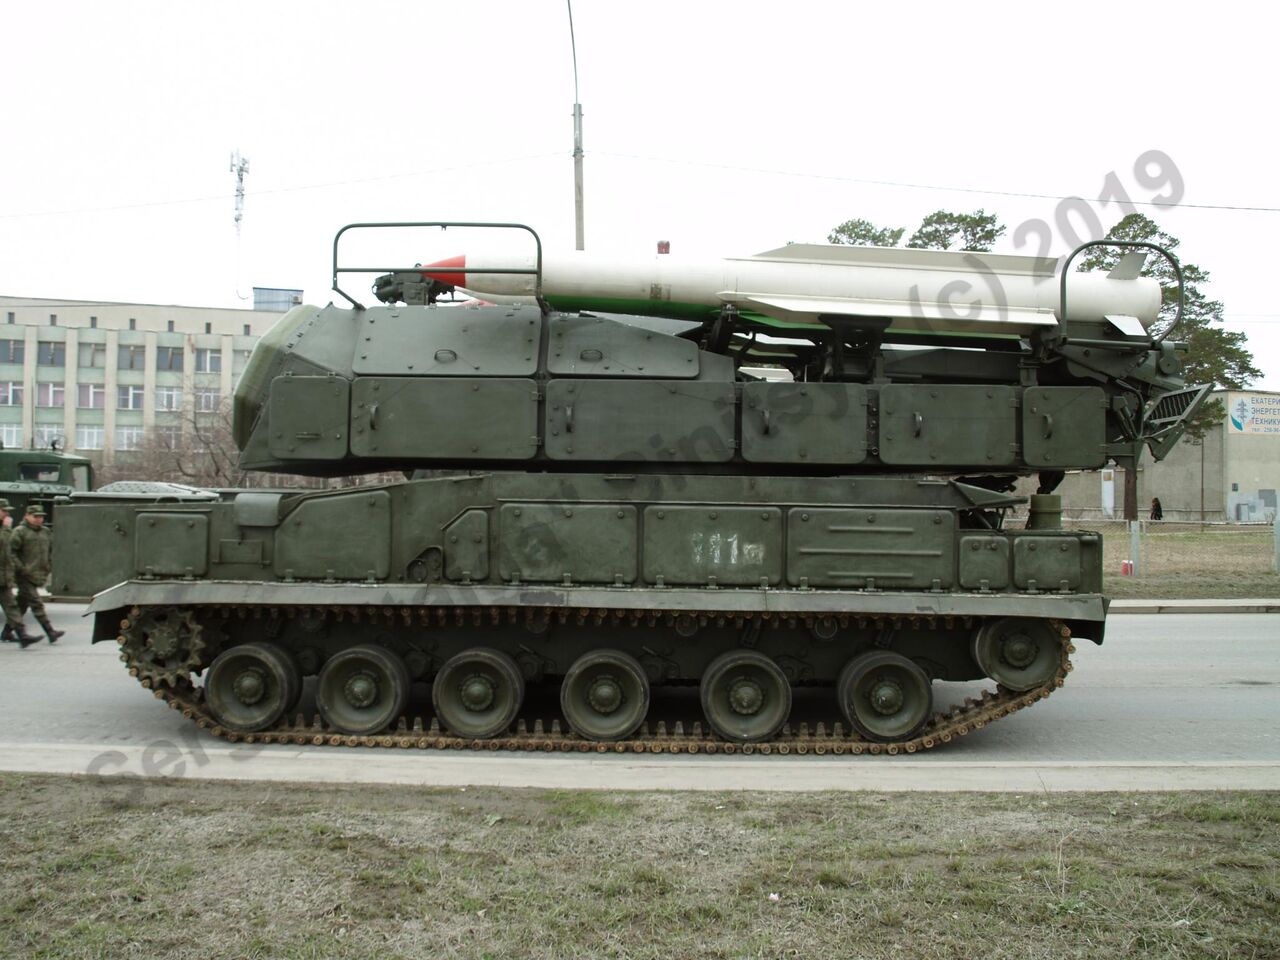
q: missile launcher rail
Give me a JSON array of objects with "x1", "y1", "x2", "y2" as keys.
[{"x1": 54, "y1": 222, "x2": 1208, "y2": 752}]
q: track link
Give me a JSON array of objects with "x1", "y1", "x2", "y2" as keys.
[{"x1": 119, "y1": 605, "x2": 1075, "y2": 756}]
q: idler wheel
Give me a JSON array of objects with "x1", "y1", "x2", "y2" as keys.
[
  {"x1": 205, "y1": 642, "x2": 301, "y2": 733},
  {"x1": 699, "y1": 650, "x2": 791, "y2": 743},
  {"x1": 972, "y1": 618, "x2": 1059, "y2": 691},
  {"x1": 432, "y1": 648, "x2": 524, "y2": 739},
  {"x1": 560, "y1": 649, "x2": 650, "y2": 742},
  {"x1": 838, "y1": 651, "x2": 932, "y2": 743},
  {"x1": 316, "y1": 645, "x2": 409, "y2": 736}
]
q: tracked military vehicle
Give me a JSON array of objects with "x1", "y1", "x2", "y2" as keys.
[{"x1": 53, "y1": 223, "x2": 1206, "y2": 754}]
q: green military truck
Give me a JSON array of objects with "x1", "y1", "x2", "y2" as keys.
[{"x1": 0, "y1": 444, "x2": 94, "y2": 522}]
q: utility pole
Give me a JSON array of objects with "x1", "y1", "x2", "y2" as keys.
[
  {"x1": 230, "y1": 151, "x2": 250, "y2": 237},
  {"x1": 567, "y1": 1, "x2": 584, "y2": 250},
  {"x1": 230, "y1": 151, "x2": 251, "y2": 300},
  {"x1": 1199, "y1": 440, "x2": 1205, "y2": 522}
]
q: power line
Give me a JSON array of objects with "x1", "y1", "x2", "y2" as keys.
[
  {"x1": 0, "y1": 152, "x2": 564, "y2": 221},
  {"x1": 597, "y1": 151, "x2": 1280, "y2": 213},
  {"x1": 7, "y1": 149, "x2": 1278, "y2": 223}
]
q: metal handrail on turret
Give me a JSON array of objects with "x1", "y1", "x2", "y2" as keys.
[
  {"x1": 1059, "y1": 240, "x2": 1184, "y2": 345},
  {"x1": 331, "y1": 221, "x2": 543, "y2": 309}
]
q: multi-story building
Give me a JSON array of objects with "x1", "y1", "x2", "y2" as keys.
[{"x1": 0, "y1": 289, "x2": 297, "y2": 466}]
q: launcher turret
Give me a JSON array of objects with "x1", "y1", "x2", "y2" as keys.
[{"x1": 235, "y1": 225, "x2": 1207, "y2": 488}]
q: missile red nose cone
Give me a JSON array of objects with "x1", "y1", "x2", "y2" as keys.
[{"x1": 421, "y1": 254, "x2": 466, "y2": 288}]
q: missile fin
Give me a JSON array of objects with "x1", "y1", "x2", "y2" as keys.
[
  {"x1": 1105, "y1": 314, "x2": 1149, "y2": 338},
  {"x1": 1108, "y1": 251, "x2": 1148, "y2": 280},
  {"x1": 745, "y1": 243, "x2": 1056, "y2": 277},
  {"x1": 750, "y1": 243, "x2": 872, "y2": 260},
  {"x1": 726, "y1": 293, "x2": 1056, "y2": 334}
]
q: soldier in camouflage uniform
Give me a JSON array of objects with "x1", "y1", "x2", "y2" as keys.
[
  {"x1": 0, "y1": 499, "x2": 37, "y2": 647},
  {"x1": 11, "y1": 505, "x2": 64, "y2": 644}
]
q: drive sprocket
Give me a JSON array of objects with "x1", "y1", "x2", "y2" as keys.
[{"x1": 119, "y1": 606, "x2": 209, "y2": 687}]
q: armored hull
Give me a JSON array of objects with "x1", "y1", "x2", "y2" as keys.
[{"x1": 53, "y1": 225, "x2": 1206, "y2": 752}]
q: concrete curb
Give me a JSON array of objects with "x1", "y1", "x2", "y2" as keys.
[
  {"x1": 4, "y1": 743, "x2": 1280, "y2": 792},
  {"x1": 51, "y1": 597, "x2": 1280, "y2": 612}
]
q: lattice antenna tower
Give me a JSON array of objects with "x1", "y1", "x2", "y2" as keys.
[{"x1": 230, "y1": 151, "x2": 250, "y2": 236}]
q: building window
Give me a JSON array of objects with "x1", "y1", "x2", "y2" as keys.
[
  {"x1": 90, "y1": 316, "x2": 98, "y2": 329},
  {"x1": 75, "y1": 425, "x2": 104, "y2": 450},
  {"x1": 118, "y1": 345, "x2": 146, "y2": 370},
  {"x1": 37, "y1": 341, "x2": 65, "y2": 367},
  {"x1": 156, "y1": 346, "x2": 183, "y2": 371},
  {"x1": 167, "y1": 320, "x2": 175, "y2": 332},
  {"x1": 0, "y1": 424, "x2": 22, "y2": 447},
  {"x1": 243, "y1": 324, "x2": 251, "y2": 336},
  {"x1": 152, "y1": 424, "x2": 181, "y2": 448},
  {"x1": 77, "y1": 343, "x2": 106, "y2": 368},
  {"x1": 129, "y1": 318, "x2": 136, "y2": 331},
  {"x1": 5, "y1": 312, "x2": 13, "y2": 324},
  {"x1": 195, "y1": 348, "x2": 222, "y2": 373},
  {"x1": 117, "y1": 384, "x2": 145, "y2": 410},
  {"x1": 0, "y1": 340, "x2": 23, "y2": 364},
  {"x1": 115, "y1": 426, "x2": 144, "y2": 450},
  {"x1": 155, "y1": 386, "x2": 182, "y2": 411},
  {"x1": 0, "y1": 382, "x2": 23, "y2": 406},
  {"x1": 205, "y1": 322, "x2": 212, "y2": 334},
  {"x1": 36, "y1": 383, "x2": 65, "y2": 407},
  {"x1": 32, "y1": 425, "x2": 61, "y2": 449},
  {"x1": 49, "y1": 314, "x2": 57, "y2": 326},
  {"x1": 195, "y1": 387, "x2": 221, "y2": 412},
  {"x1": 77, "y1": 383, "x2": 105, "y2": 409}
]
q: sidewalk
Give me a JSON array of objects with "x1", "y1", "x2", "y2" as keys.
[{"x1": 1111, "y1": 598, "x2": 1280, "y2": 614}]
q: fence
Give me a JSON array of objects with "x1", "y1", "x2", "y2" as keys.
[{"x1": 1011, "y1": 517, "x2": 1280, "y2": 597}]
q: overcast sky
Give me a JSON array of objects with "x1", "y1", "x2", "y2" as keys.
[{"x1": 4, "y1": 1, "x2": 1277, "y2": 387}]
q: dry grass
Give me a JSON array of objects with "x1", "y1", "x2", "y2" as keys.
[
  {"x1": 1, "y1": 774, "x2": 1277, "y2": 959},
  {"x1": 1104, "y1": 570, "x2": 1280, "y2": 599},
  {"x1": 1060, "y1": 521, "x2": 1280, "y2": 598},
  {"x1": 1140, "y1": 529, "x2": 1275, "y2": 578}
]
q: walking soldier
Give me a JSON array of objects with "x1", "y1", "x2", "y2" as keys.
[
  {"x1": 11, "y1": 505, "x2": 64, "y2": 644},
  {"x1": 0, "y1": 499, "x2": 38, "y2": 646}
]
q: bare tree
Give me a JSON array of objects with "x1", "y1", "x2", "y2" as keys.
[{"x1": 104, "y1": 397, "x2": 253, "y2": 487}]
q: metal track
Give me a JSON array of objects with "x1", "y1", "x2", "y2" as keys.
[{"x1": 118, "y1": 605, "x2": 1074, "y2": 756}]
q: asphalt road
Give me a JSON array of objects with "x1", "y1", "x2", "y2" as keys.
[{"x1": 1, "y1": 604, "x2": 1277, "y2": 791}]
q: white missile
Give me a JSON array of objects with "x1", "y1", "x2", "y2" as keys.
[{"x1": 421, "y1": 244, "x2": 1161, "y2": 337}]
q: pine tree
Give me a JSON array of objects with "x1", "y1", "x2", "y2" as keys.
[
  {"x1": 1079, "y1": 213, "x2": 1260, "y2": 441},
  {"x1": 828, "y1": 210, "x2": 1005, "y2": 252}
]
